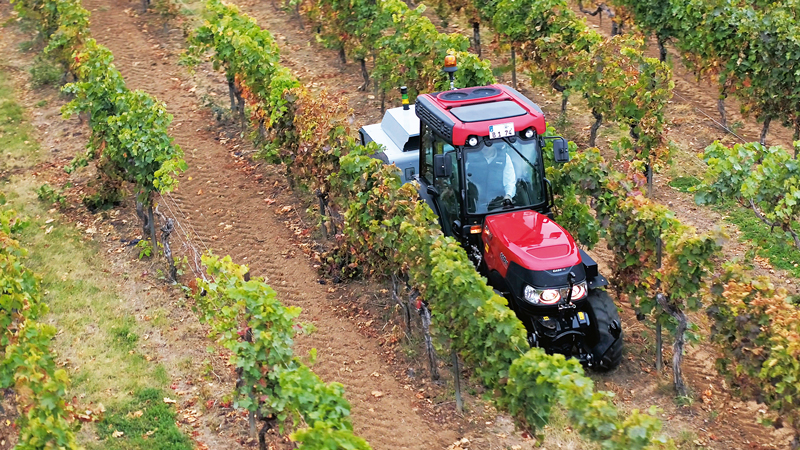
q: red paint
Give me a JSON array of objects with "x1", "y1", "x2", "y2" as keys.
[
  {"x1": 419, "y1": 84, "x2": 547, "y2": 146},
  {"x1": 482, "y1": 210, "x2": 581, "y2": 277}
]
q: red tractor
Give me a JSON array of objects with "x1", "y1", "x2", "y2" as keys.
[{"x1": 360, "y1": 59, "x2": 623, "y2": 370}]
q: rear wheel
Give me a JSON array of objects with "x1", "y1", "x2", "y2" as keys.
[{"x1": 586, "y1": 289, "x2": 623, "y2": 371}]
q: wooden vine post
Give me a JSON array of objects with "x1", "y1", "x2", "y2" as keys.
[
  {"x1": 418, "y1": 299, "x2": 440, "y2": 381},
  {"x1": 316, "y1": 189, "x2": 329, "y2": 240},
  {"x1": 654, "y1": 232, "x2": 663, "y2": 372},
  {"x1": 452, "y1": 349, "x2": 463, "y2": 413},
  {"x1": 156, "y1": 206, "x2": 177, "y2": 282},
  {"x1": 391, "y1": 274, "x2": 412, "y2": 334},
  {"x1": 473, "y1": 22, "x2": 481, "y2": 57},
  {"x1": 146, "y1": 199, "x2": 157, "y2": 252},
  {"x1": 656, "y1": 293, "x2": 688, "y2": 396}
]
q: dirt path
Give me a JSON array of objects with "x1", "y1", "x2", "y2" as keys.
[
  {"x1": 78, "y1": 0, "x2": 468, "y2": 448},
  {"x1": 0, "y1": 13, "x2": 246, "y2": 448},
  {"x1": 194, "y1": 3, "x2": 800, "y2": 449},
  {"x1": 6, "y1": 0, "x2": 792, "y2": 445}
]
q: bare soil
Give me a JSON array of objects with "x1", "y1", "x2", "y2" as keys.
[
  {"x1": 0, "y1": 17, "x2": 251, "y2": 449},
  {"x1": 199, "y1": 2, "x2": 797, "y2": 448},
  {"x1": 0, "y1": 2, "x2": 527, "y2": 450},
  {"x1": 1, "y1": 0, "x2": 798, "y2": 448}
]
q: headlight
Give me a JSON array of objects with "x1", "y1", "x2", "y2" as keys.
[
  {"x1": 524, "y1": 286, "x2": 561, "y2": 305},
  {"x1": 523, "y1": 128, "x2": 534, "y2": 139},
  {"x1": 523, "y1": 281, "x2": 588, "y2": 305},
  {"x1": 467, "y1": 135, "x2": 479, "y2": 147},
  {"x1": 570, "y1": 281, "x2": 588, "y2": 300}
]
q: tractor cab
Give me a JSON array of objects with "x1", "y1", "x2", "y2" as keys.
[{"x1": 413, "y1": 84, "x2": 568, "y2": 238}]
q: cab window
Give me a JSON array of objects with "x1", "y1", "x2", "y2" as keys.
[{"x1": 433, "y1": 141, "x2": 461, "y2": 236}]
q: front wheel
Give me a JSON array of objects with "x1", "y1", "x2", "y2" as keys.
[{"x1": 586, "y1": 289, "x2": 623, "y2": 371}]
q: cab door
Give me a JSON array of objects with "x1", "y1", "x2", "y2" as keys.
[{"x1": 419, "y1": 124, "x2": 463, "y2": 237}]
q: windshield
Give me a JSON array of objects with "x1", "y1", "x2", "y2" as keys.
[{"x1": 464, "y1": 138, "x2": 545, "y2": 214}]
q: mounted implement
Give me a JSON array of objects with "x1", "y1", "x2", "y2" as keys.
[{"x1": 359, "y1": 56, "x2": 622, "y2": 370}]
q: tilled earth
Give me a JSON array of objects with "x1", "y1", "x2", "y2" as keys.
[{"x1": 0, "y1": 0, "x2": 797, "y2": 448}]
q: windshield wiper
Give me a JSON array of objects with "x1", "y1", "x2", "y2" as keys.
[{"x1": 502, "y1": 138, "x2": 537, "y2": 169}]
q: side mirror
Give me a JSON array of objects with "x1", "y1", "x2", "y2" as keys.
[
  {"x1": 552, "y1": 137, "x2": 570, "y2": 163},
  {"x1": 433, "y1": 153, "x2": 453, "y2": 178}
]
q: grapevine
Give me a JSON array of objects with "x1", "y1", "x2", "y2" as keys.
[
  {"x1": 0, "y1": 195, "x2": 83, "y2": 450},
  {"x1": 696, "y1": 141, "x2": 800, "y2": 249},
  {"x1": 194, "y1": 254, "x2": 370, "y2": 449},
  {"x1": 610, "y1": 0, "x2": 800, "y2": 143},
  {"x1": 293, "y1": 0, "x2": 496, "y2": 107},
  {"x1": 184, "y1": 2, "x2": 670, "y2": 446},
  {"x1": 413, "y1": 0, "x2": 674, "y2": 187},
  {"x1": 708, "y1": 265, "x2": 800, "y2": 446}
]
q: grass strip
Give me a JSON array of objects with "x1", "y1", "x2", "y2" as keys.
[
  {"x1": 0, "y1": 70, "x2": 42, "y2": 171},
  {"x1": 669, "y1": 176, "x2": 800, "y2": 278},
  {"x1": 0, "y1": 61, "x2": 191, "y2": 450}
]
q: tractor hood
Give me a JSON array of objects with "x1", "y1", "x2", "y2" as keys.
[{"x1": 483, "y1": 210, "x2": 581, "y2": 273}]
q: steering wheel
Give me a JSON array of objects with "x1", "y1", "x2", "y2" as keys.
[{"x1": 488, "y1": 196, "x2": 514, "y2": 211}]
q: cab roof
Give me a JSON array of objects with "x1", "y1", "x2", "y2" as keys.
[{"x1": 415, "y1": 84, "x2": 546, "y2": 146}]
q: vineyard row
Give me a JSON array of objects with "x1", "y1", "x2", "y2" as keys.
[
  {"x1": 288, "y1": 0, "x2": 800, "y2": 439},
  {"x1": 197, "y1": 0, "x2": 800, "y2": 444},
  {"x1": 301, "y1": 0, "x2": 672, "y2": 165},
  {"x1": 0, "y1": 197, "x2": 82, "y2": 449},
  {"x1": 6, "y1": 0, "x2": 374, "y2": 447},
  {"x1": 185, "y1": 0, "x2": 671, "y2": 447},
  {"x1": 610, "y1": 0, "x2": 800, "y2": 144}
]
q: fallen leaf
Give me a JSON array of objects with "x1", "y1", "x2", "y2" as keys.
[
  {"x1": 164, "y1": 397, "x2": 177, "y2": 404},
  {"x1": 371, "y1": 391, "x2": 384, "y2": 398},
  {"x1": 112, "y1": 430, "x2": 124, "y2": 438}
]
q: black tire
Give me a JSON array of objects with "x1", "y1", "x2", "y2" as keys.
[{"x1": 586, "y1": 289, "x2": 623, "y2": 371}]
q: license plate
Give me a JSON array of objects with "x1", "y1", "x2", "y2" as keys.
[{"x1": 489, "y1": 122, "x2": 515, "y2": 139}]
